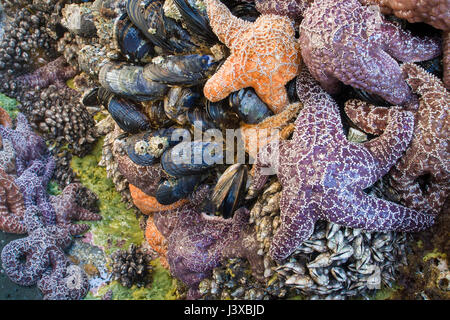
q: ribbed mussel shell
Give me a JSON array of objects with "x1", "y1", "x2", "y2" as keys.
[
  {"x1": 125, "y1": 128, "x2": 181, "y2": 166},
  {"x1": 141, "y1": 100, "x2": 172, "y2": 128},
  {"x1": 143, "y1": 54, "x2": 218, "y2": 86},
  {"x1": 155, "y1": 175, "x2": 204, "y2": 205},
  {"x1": 97, "y1": 88, "x2": 151, "y2": 134},
  {"x1": 161, "y1": 141, "x2": 223, "y2": 177},
  {"x1": 211, "y1": 163, "x2": 248, "y2": 219},
  {"x1": 229, "y1": 88, "x2": 273, "y2": 124},
  {"x1": 114, "y1": 12, "x2": 154, "y2": 63},
  {"x1": 99, "y1": 62, "x2": 169, "y2": 102}
]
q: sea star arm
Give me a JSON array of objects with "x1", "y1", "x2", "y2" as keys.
[
  {"x1": 344, "y1": 99, "x2": 389, "y2": 135},
  {"x1": 203, "y1": 55, "x2": 247, "y2": 102},
  {"x1": 359, "y1": 107, "x2": 415, "y2": 187},
  {"x1": 255, "y1": 0, "x2": 311, "y2": 19},
  {"x1": 381, "y1": 21, "x2": 441, "y2": 62},
  {"x1": 326, "y1": 189, "x2": 436, "y2": 232},
  {"x1": 0, "y1": 176, "x2": 26, "y2": 234},
  {"x1": 205, "y1": 0, "x2": 252, "y2": 48},
  {"x1": 444, "y1": 31, "x2": 450, "y2": 90},
  {"x1": 269, "y1": 192, "x2": 318, "y2": 261}
]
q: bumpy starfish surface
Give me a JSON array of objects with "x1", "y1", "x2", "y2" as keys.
[
  {"x1": 254, "y1": 0, "x2": 311, "y2": 20},
  {"x1": 153, "y1": 185, "x2": 263, "y2": 299},
  {"x1": 50, "y1": 183, "x2": 102, "y2": 236},
  {"x1": 345, "y1": 63, "x2": 449, "y2": 215},
  {"x1": 16, "y1": 56, "x2": 78, "y2": 90},
  {"x1": 145, "y1": 215, "x2": 169, "y2": 268},
  {"x1": 0, "y1": 113, "x2": 48, "y2": 175},
  {"x1": 359, "y1": 0, "x2": 450, "y2": 90},
  {"x1": 240, "y1": 102, "x2": 302, "y2": 159},
  {"x1": 204, "y1": 0, "x2": 300, "y2": 113},
  {"x1": 0, "y1": 138, "x2": 16, "y2": 174},
  {"x1": 37, "y1": 249, "x2": 89, "y2": 300},
  {"x1": 250, "y1": 68, "x2": 436, "y2": 262},
  {"x1": 15, "y1": 156, "x2": 56, "y2": 226},
  {"x1": 0, "y1": 168, "x2": 26, "y2": 234},
  {"x1": 1, "y1": 205, "x2": 72, "y2": 286},
  {"x1": 299, "y1": 0, "x2": 441, "y2": 105}
]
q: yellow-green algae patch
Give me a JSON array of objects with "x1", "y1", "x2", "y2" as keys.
[
  {"x1": 85, "y1": 259, "x2": 180, "y2": 300},
  {"x1": 71, "y1": 137, "x2": 143, "y2": 255},
  {"x1": 71, "y1": 138, "x2": 181, "y2": 300},
  {"x1": 0, "y1": 93, "x2": 19, "y2": 119}
]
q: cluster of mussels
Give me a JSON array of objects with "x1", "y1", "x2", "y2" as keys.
[
  {"x1": 110, "y1": 244, "x2": 153, "y2": 288},
  {"x1": 0, "y1": 0, "x2": 448, "y2": 301}
]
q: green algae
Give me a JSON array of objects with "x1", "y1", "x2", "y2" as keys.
[
  {"x1": 423, "y1": 249, "x2": 447, "y2": 263},
  {"x1": 86, "y1": 259, "x2": 180, "y2": 300},
  {"x1": 71, "y1": 137, "x2": 143, "y2": 255},
  {"x1": 47, "y1": 180, "x2": 62, "y2": 196},
  {"x1": 0, "y1": 93, "x2": 18, "y2": 119}
]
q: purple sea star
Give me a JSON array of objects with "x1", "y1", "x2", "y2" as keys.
[
  {"x1": 249, "y1": 68, "x2": 436, "y2": 262},
  {"x1": 50, "y1": 183, "x2": 102, "y2": 236},
  {"x1": 37, "y1": 249, "x2": 89, "y2": 300},
  {"x1": 14, "y1": 155, "x2": 56, "y2": 226},
  {"x1": 254, "y1": 0, "x2": 311, "y2": 20},
  {"x1": 0, "y1": 113, "x2": 48, "y2": 175},
  {"x1": 1, "y1": 205, "x2": 72, "y2": 286},
  {"x1": 0, "y1": 138, "x2": 16, "y2": 174},
  {"x1": 153, "y1": 186, "x2": 263, "y2": 299},
  {"x1": 344, "y1": 63, "x2": 449, "y2": 215},
  {"x1": 299, "y1": 0, "x2": 441, "y2": 105},
  {"x1": 0, "y1": 168, "x2": 26, "y2": 234}
]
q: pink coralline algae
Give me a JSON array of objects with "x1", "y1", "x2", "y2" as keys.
[
  {"x1": 0, "y1": 168, "x2": 26, "y2": 234},
  {"x1": 345, "y1": 63, "x2": 449, "y2": 215},
  {"x1": 299, "y1": 0, "x2": 441, "y2": 106},
  {"x1": 249, "y1": 68, "x2": 436, "y2": 262},
  {"x1": 153, "y1": 186, "x2": 263, "y2": 299}
]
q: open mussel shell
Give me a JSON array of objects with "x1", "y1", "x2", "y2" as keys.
[
  {"x1": 172, "y1": 0, "x2": 218, "y2": 45},
  {"x1": 161, "y1": 141, "x2": 223, "y2": 177},
  {"x1": 143, "y1": 54, "x2": 218, "y2": 86},
  {"x1": 82, "y1": 87, "x2": 101, "y2": 106},
  {"x1": 99, "y1": 62, "x2": 169, "y2": 102},
  {"x1": 114, "y1": 12, "x2": 154, "y2": 63},
  {"x1": 126, "y1": 0, "x2": 197, "y2": 54},
  {"x1": 164, "y1": 86, "x2": 200, "y2": 125},
  {"x1": 230, "y1": 0, "x2": 260, "y2": 22},
  {"x1": 211, "y1": 163, "x2": 248, "y2": 219},
  {"x1": 155, "y1": 175, "x2": 204, "y2": 205},
  {"x1": 125, "y1": 128, "x2": 182, "y2": 166},
  {"x1": 229, "y1": 88, "x2": 273, "y2": 124}
]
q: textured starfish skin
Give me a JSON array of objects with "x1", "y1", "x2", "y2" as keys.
[
  {"x1": 254, "y1": 0, "x2": 311, "y2": 20},
  {"x1": 50, "y1": 183, "x2": 102, "y2": 236},
  {"x1": 359, "y1": 0, "x2": 450, "y2": 89},
  {"x1": 16, "y1": 56, "x2": 77, "y2": 90},
  {"x1": 299, "y1": 0, "x2": 441, "y2": 105},
  {"x1": 37, "y1": 249, "x2": 89, "y2": 300},
  {"x1": 153, "y1": 186, "x2": 263, "y2": 299},
  {"x1": 0, "y1": 107, "x2": 13, "y2": 128},
  {"x1": 0, "y1": 113, "x2": 48, "y2": 175},
  {"x1": 240, "y1": 102, "x2": 302, "y2": 159},
  {"x1": 1, "y1": 206, "x2": 72, "y2": 286},
  {"x1": 204, "y1": 0, "x2": 300, "y2": 113},
  {"x1": 345, "y1": 63, "x2": 449, "y2": 215},
  {"x1": 0, "y1": 138, "x2": 16, "y2": 174},
  {"x1": 250, "y1": 68, "x2": 436, "y2": 262},
  {"x1": 0, "y1": 168, "x2": 26, "y2": 234},
  {"x1": 14, "y1": 156, "x2": 56, "y2": 226},
  {"x1": 145, "y1": 215, "x2": 169, "y2": 268}
]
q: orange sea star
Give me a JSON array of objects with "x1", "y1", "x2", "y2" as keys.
[{"x1": 203, "y1": 0, "x2": 300, "y2": 113}]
